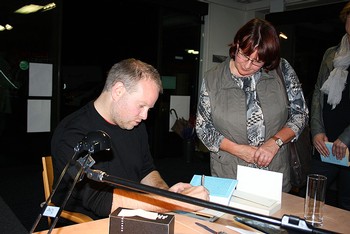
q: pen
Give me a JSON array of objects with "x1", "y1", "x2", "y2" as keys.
[
  {"x1": 194, "y1": 211, "x2": 212, "y2": 219},
  {"x1": 201, "y1": 174, "x2": 205, "y2": 187},
  {"x1": 195, "y1": 222, "x2": 217, "y2": 234}
]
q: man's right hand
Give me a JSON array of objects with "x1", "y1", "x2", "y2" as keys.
[{"x1": 170, "y1": 183, "x2": 209, "y2": 211}]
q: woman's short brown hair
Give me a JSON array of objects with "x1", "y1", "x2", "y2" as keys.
[
  {"x1": 229, "y1": 18, "x2": 280, "y2": 71},
  {"x1": 340, "y1": 1, "x2": 350, "y2": 23}
]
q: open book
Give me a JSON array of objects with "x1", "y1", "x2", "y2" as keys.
[
  {"x1": 229, "y1": 165, "x2": 282, "y2": 216},
  {"x1": 320, "y1": 142, "x2": 350, "y2": 167}
]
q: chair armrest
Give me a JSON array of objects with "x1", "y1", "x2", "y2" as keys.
[{"x1": 61, "y1": 210, "x2": 94, "y2": 223}]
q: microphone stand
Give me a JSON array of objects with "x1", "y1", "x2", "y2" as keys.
[
  {"x1": 30, "y1": 130, "x2": 111, "y2": 233},
  {"x1": 85, "y1": 168, "x2": 336, "y2": 234},
  {"x1": 29, "y1": 152, "x2": 95, "y2": 234}
]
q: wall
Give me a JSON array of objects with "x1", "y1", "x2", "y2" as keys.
[
  {"x1": 199, "y1": 0, "x2": 347, "y2": 101},
  {"x1": 199, "y1": 2, "x2": 263, "y2": 91}
]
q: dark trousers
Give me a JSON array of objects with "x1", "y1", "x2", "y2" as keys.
[{"x1": 311, "y1": 155, "x2": 350, "y2": 211}]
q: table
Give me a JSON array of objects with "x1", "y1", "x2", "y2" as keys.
[
  {"x1": 34, "y1": 214, "x2": 240, "y2": 234},
  {"x1": 34, "y1": 193, "x2": 350, "y2": 234},
  {"x1": 217, "y1": 193, "x2": 350, "y2": 233},
  {"x1": 278, "y1": 193, "x2": 349, "y2": 233}
]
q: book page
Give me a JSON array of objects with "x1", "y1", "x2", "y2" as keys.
[{"x1": 235, "y1": 165, "x2": 282, "y2": 202}]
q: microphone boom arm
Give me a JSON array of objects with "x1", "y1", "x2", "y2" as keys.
[{"x1": 85, "y1": 169, "x2": 335, "y2": 234}]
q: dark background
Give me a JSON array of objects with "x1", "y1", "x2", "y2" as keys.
[
  {"x1": 0, "y1": 0, "x2": 347, "y2": 232},
  {"x1": 267, "y1": 2, "x2": 346, "y2": 103},
  {"x1": 0, "y1": 0, "x2": 208, "y2": 163},
  {"x1": 0, "y1": 1, "x2": 346, "y2": 163}
]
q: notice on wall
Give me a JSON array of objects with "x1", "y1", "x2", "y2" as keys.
[
  {"x1": 27, "y1": 99, "x2": 51, "y2": 132},
  {"x1": 29, "y1": 63, "x2": 53, "y2": 97}
]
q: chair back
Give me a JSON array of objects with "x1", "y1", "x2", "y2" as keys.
[
  {"x1": 41, "y1": 156, "x2": 93, "y2": 224},
  {"x1": 42, "y1": 156, "x2": 54, "y2": 201}
]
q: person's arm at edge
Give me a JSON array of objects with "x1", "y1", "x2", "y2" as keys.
[
  {"x1": 311, "y1": 49, "x2": 333, "y2": 139},
  {"x1": 338, "y1": 125, "x2": 350, "y2": 148},
  {"x1": 311, "y1": 48, "x2": 335, "y2": 156}
]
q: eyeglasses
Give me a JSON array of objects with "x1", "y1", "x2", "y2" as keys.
[{"x1": 236, "y1": 49, "x2": 264, "y2": 67}]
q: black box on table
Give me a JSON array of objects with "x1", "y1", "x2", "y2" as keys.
[{"x1": 109, "y1": 207, "x2": 174, "y2": 234}]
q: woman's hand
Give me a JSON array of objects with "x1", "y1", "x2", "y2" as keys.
[
  {"x1": 333, "y1": 139, "x2": 348, "y2": 160},
  {"x1": 313, "y1": 133, "x2": 329, "y2": 157},
  {"x1": 254, "y1": 139, "x2": 279, "y2": 167},
  {"x1": 220, "y1": 138, "x2": 257, "y2": 163},
  {"x1": 234, "y1": 144, "x2": 258, "y2": 163}
]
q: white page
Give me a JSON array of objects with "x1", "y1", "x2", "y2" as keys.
[
  {"x1": 236, "y1": 165, "x2": 282, "y2": 202},
  {"x1": 29, "y1": 63, "x2": 53, "y2": 97},
  {"x1": 27, "y1": 99, "x2": 51, "y2": 132}
]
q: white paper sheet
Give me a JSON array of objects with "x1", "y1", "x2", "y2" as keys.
[
  {"x1": 29, "y1": 63, "x2": 53, "y2": 97},
  {"x1": 117, "y1": 209, "x2": 158, "y2": 220},
  {"x1": 236, "y1": 165, "x2": 282, "y2": 202},
  {"x1": 27, "y1": 99, "x2": 51, "y2": 132}
]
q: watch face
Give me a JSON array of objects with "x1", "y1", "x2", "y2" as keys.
[{"x1": 276, "y1": 139, "x2": 283, "y2": 147}]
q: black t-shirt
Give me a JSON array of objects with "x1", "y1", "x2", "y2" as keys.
[{"x1": 51, "y1": 101, "x2": 156, "y2": 219}]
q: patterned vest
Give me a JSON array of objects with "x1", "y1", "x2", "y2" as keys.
[{"x1": 204, "y1": 58, "x2": 291, "y2": 192}]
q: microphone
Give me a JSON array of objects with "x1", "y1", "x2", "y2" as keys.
[
  {"x1": 74, "y1": 130, "x2": 111, "y2": 179},
  {"x1": 74, "y1": 130, "x2": 111, "y2": 153}
]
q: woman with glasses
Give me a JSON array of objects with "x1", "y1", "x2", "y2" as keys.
[{"x1": 196, "y1": 18, "x2": 308, "y2": 192}]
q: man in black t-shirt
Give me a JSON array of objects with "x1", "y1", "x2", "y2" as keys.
[{"x1": 51, "y1": 58, "x2": 209, "y2": 219}]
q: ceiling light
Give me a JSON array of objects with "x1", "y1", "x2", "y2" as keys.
[
  {"x1": 5, "y1": 24, "x2": 13, "y2": 30},
  {"x1": 15, "y1": 2, "x2": 56, "y2": 14},
  {"x1": 0, "y1": 24, "x2": 14, "y2": 32},
  {"x1": 15, "y1": 4, "x2": 44, "y2": 14},
  {"x1": 186, "y1": 49, "x2": 199, "y2": 55},
  {"x1": 42, "y1": 3, "x2": 56, "y2": 12},
  {"x1": 279, "y1": 32, "x2": 288, "y2": 39}
]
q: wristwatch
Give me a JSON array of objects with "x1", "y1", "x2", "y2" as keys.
[{"x1": 272, "y1": 136, "x2": 284, "y2": 148}]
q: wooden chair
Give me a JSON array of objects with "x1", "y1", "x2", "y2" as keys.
[{"x1": 41, "y1": 156, "x2": 93, "y2": 224}]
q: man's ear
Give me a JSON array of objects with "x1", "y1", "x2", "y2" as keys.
[{"x1": 111, "y1": 81, "x2": 125, "y2": 100}]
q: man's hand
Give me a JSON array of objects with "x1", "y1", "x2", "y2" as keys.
[
  {"x1": 112, "y1": 183, "x2": 209, "y2": 213},
  {"x1": 168, "y1": 182, "x2": 192, "y2": 193},
  {"x1": 169, "y1": 183, "x2": 209, "y2": 211},
  {"x1": 169, "y1": 183, "x2": 209, "y2": 200}
]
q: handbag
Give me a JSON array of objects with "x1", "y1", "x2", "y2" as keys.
[
  {"x1": 276, "y1": 66, "x2": 312, "y2": 189},
  {"x1": 289, "y1": 125, "x2": 312, "y2": 188}
]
